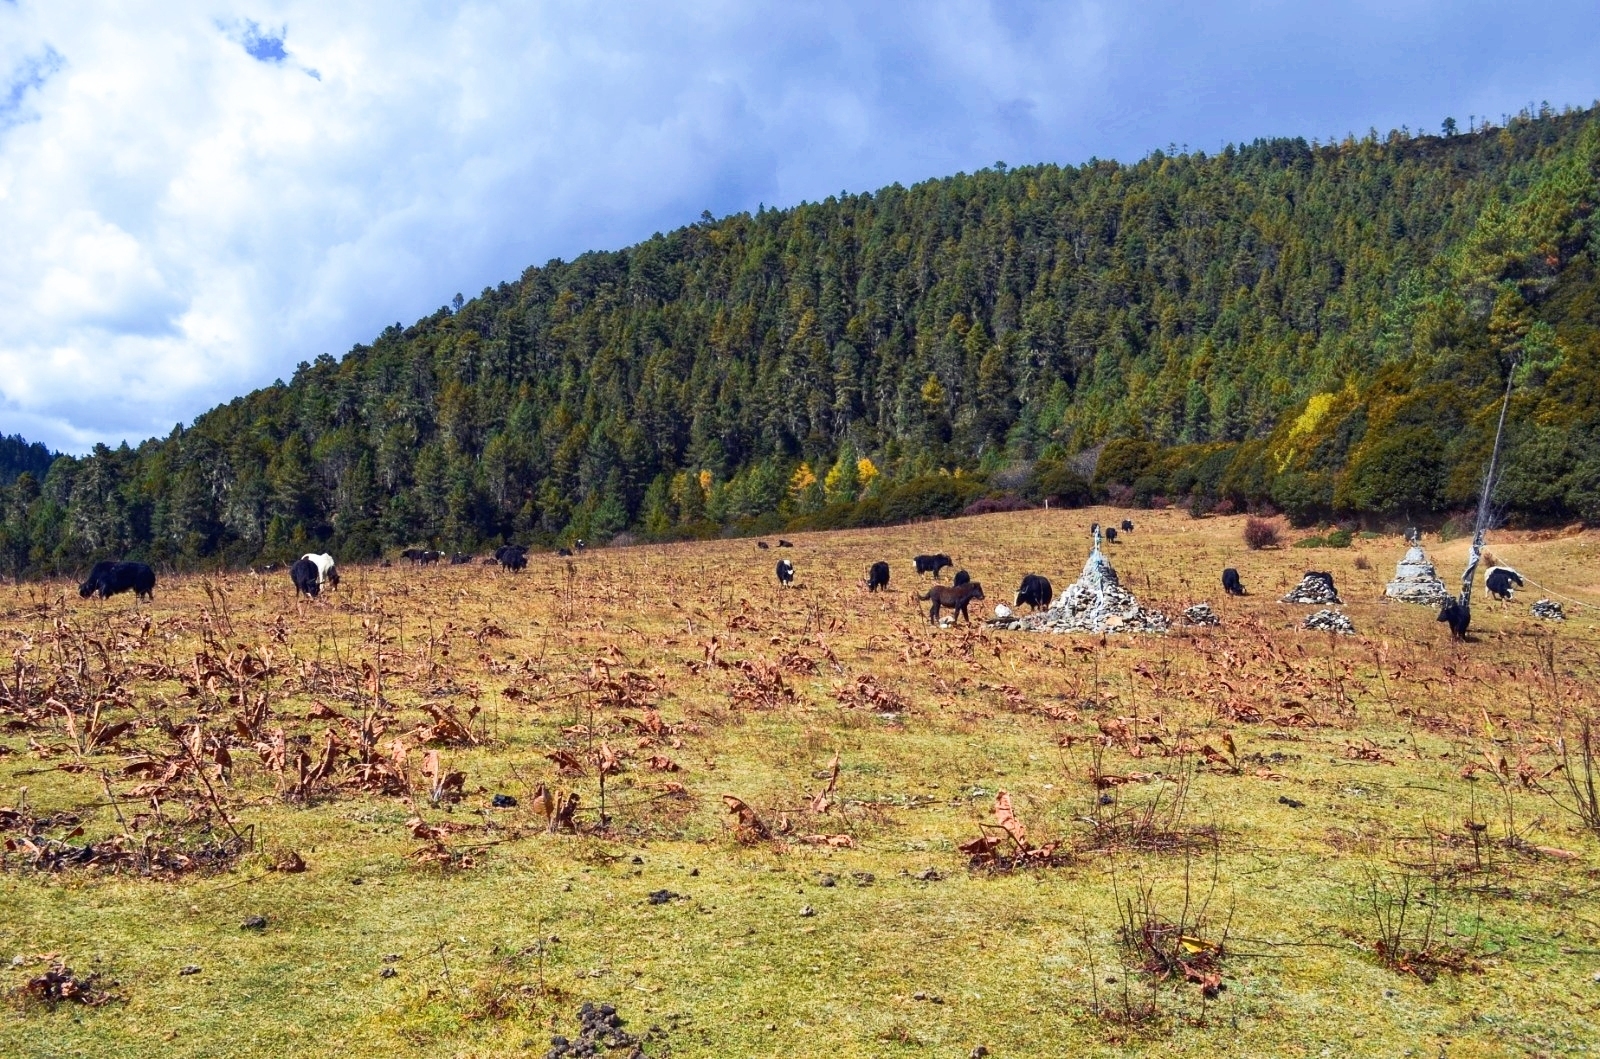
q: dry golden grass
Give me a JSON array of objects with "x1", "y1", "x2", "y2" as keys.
[{"x1": 2, "y1": 507, "x2": 1599, "y2": 1057}]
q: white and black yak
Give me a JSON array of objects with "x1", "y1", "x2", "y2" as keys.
[
  {"x1": 1485, "y1": 566, "x2": 1524, "y2": 601},
  {"x1": 775, "y1": 559, "x2": 796, "y2": 586}
]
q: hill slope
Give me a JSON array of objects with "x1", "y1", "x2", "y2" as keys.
[{"x1": 5, "y1": 105, "x2": 1600, "y2": 573}]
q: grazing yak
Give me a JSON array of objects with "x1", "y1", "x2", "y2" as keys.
[
  {"x1": 1013, "y1": 574, "x2": 1053, "y2": 611},
  {"x1": 1121, "y1": 519, "x2": 1134, "y2": 532},
  {"x1": 1438, "y1": 598, "x2": 1470, "y2": 641},
  {"x1": 449, "y1": 553, "x2": 472, "y2": 565},
  {"x1": 921, "y1": 582, "x2": 985, "y2": 625},
  {"x1": 913, "y1": 553, "x2": 953, "y2": 578},
  {"x1": 867, "y1": 561, "x2": 890, "y2": 592},
  {"x1": 777, "y1": 539, "x2": 794, "y2": 548},
  {"x1": 79, "y1": 560, "x2": 156, "y2": 601},
  {"x1": 757, "y1": 541, "x2": 770, "y2": 550},
  {"x1": 402, "y1": 548, "x2": 441, "y2": 566},
  {"x1": 1105, "y1": 527, "x2": 1119, "y2": 543},
  {"x1": 775, "y1": 559, "x2": 795, "y2": 586},
  {"x1": 556, "y1": 548, "x2": 574, "y2": 558},
  {"x1": 952, "y1": 569, "x2": 971, "y2": 587},
  {"x1": 289, "y1": 557, "x2": 322, "y2": 598},
  {"x1": 1485, "y1": 567, "x2": 1523, "y2": 601},
  {"x1": 1222, "y1": 568, "x2": 1246, "y2": 596},
  {"x1": 301, "y1": 553, "x2": 340, "y2": 589},
  {"x1": 494, "y1": 544, "x2": 528, "y2": 571}
]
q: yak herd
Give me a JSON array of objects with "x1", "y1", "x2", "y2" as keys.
[{"x1": 71, "y1": 514, "x2": 1529, "y2": 643}]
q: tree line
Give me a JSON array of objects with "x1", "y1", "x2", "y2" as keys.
[{"x1": 3, "y1": 104, "x2": 1598, "y2": 577}]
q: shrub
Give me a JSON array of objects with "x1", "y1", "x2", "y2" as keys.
[
  {"x1": 1244, "y1": 517, "x2": 1283, "y2": 550},
  {"x1": 1325, "y1": 528, "x2": 1353, "y2": 548},
  {"x1": 1028, "y1": 462, "x2": 1093, "y2": 507},
  {"x1": 1293, "y1": 536, "x2": 1326, "y2": 549},
  {"x1": 962, "y1": 494, "x2": 1033, "y2": 517}
]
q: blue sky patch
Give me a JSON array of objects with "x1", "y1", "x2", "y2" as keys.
[
  {"x1": 220, "y1": 19, "x2": 288, "y2": 64},
  {"x1": 0, "y1": 46, "x2": 63, "y2": 133}
]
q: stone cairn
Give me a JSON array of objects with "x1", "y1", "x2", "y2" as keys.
[
  {"x1": 1302, "y1": 609, "x2": 1356, "y2": 635},
  {"x1": 1531, "y1": 599, "x2": 1566, "y2": 622},
  {"x1": 1182, "y1": 603, "x2": 1220, "y2": 626},
  {"x1": 1281, "y1": 572, "x2": 1343, "y2": 605},
  {"x1": 1384, "y1": 528, "x2": 1450, "y2": 605},
  {"x1": 1002, "y1": 525, "x2": 1169, "y2": 634}
]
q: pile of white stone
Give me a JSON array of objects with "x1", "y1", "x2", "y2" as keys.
[
  {"x1": 1182, "y1": 603, "x2": 1220, "y2": 626},
  {"x1": 1281, "y1": 572, "x2": 1343, "y2": 605},
  {"x1": 1008, "y1": 532, "x2": 1169, "y2": 635},
  {"x1": 1531, "y1": 599, "x2": 1566, "y2": 622},
  {"x1": 1385, "y1": 531, "x2": 1450, "y2": 605},
  {"x1": 1303, "y1": 609, "x2": 1356, "y2": 634}
]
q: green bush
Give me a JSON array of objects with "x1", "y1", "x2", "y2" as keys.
[
  {"x1": 1292, "y1": 536, "x2": 1326, "y2": 549},
  {"x1": 1027, "y1": 461, "x2": 1093, "y2": 506}
]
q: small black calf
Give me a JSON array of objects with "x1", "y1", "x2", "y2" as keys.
[
  {"x1": 1121, "y1": 519, "x2": 1134, "y2": 532},
  {"x1": 952, "y1": 569, "x2": 971, "y2": 587},
  {"x1": 1222, "y1": 568, "x2": 1245, "y2": 596},
  {"x1": 290, "y1": 557, "x2": 322, "y2": 598},
  {"x1": 777, "y1": 540, "x2": 794, "y2": 548},
  {"x1": 1438, "y1": 598, "x2": 1470, "y2": 641},
  {"x1": 1105, "y1": 527, "x2": 1119, "y2": 543},
  {"x1": 867, "y1": 561, "x2": 890, "y2": 592},
  {"x1": 757, "y1": 541, "x2": 769, "y2": 549}
]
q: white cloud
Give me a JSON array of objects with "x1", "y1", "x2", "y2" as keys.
[{"x1": 0, "y1": 0, "x2": 1595, "y2": 453}]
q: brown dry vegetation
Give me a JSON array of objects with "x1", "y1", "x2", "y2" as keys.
[{"x1": 2, "y1": 507, "x2": 1599, "y2": 1057}]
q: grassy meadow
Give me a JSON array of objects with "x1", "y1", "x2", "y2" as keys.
[{"x1": 2, "y1": 508, "x2": 1599, "y2": 1057}]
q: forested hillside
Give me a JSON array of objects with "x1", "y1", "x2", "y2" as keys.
[
  {"x1": 0, "y1": 435, "x2": 54, "y2": 489},
  {"x1": 4, "y1": 105, "x2": 1599, "y2": 575}
]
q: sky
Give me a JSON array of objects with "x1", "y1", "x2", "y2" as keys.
[{"x1": 1, "y1": 1, "x2": 1597, "y2": 455}]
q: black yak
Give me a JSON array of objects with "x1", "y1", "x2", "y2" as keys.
[
  {"x1": 1438, "y1": 598, "x2": 1470, "y2": 641},
  {"x1": 920, "y1": 582, "x2": 985, "y2": 624},
  {"x1": 1121, "y1": 519, "x2": 1134, "y2": 532},
  {"x1": 449, "y1": 553, "x2": 472, "y2": 565},
  {"x1": 79, "y1": 561, "x2": 156, "y2": 601},
  {"x1": 777, "y1": 539, "x2": 793, "y2": 548},
  {"x1": 776, "y1": 559, "x2": 795, "y2": 586},
  {"x1": 1105, "y1": 527, "x2": 1119, "y2": 543},
  {"x1": 1485, "y1": 567, "x2": 1523, "y2": 601},
  {"x1": 952, "y1": 569, "x2": 971, "y2": 586},
  {"x1": 1222, "y1": 568, "x2": 1246, "y2": 596},
  {"x1": 494, "y1": 545, "x2": 528, "y2": 571},
  {"x1": 913, "y1": 553, "x2": 953, "y2": 578},
  {"x1": 556, "y1": 548, "x2": 573, "y2": 558},
  {"x1": 1013, "y1": 574, "x2": 1053, "y2": 611},
  {"x1": 290, "y1": 557, "x2": 322, "y2": 598},
  {"x1": 867, "y1": 561, "x2": 890, "y2": 592},
  {"x1": 757, "y1": 541, "x2": 769, "y2": 549}
]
